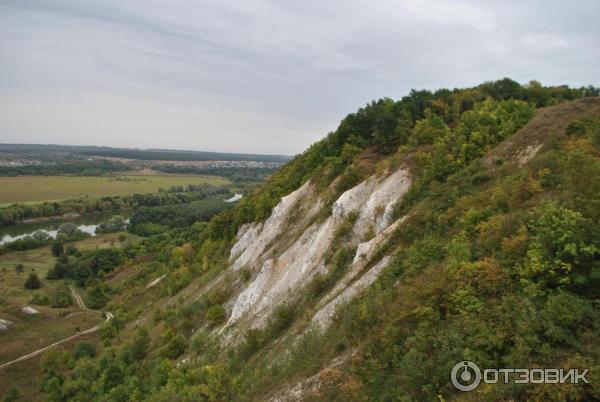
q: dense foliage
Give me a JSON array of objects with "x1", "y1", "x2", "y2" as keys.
[
  {"x1": 128, "y1": 199, "x2": 233, "y2": 236},
  {"x1": 46, "y1": 248, "x2": 123, "y2": 286},
  {"x1": 24, "y1": 272, "x2": 41, "y2": 289},
  {"x1": 95, "y1": 216, "x2": 127, "y2": 234}
]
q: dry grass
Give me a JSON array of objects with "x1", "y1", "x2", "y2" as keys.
[{"x1": 484, "y1": 97, "x2": 600, "y2": 168}]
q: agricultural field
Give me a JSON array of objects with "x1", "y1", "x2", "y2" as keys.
[{"x1": 0, "y1": 173, "x2": 230, "y2": 205}]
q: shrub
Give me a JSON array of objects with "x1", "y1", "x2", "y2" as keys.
[
  {"x1": 24, "y1": 272, "x2": 41, "y2": 289},
  {"x1": 51, "y1": 289, "x2": 73, "y2": 308},
  {"x1": 85, "y1": 287, "x2": 108, "y2": 309},
  {"x1": 268, "y1": 304, "x2": 297, "y2": 336},
  {"x1": 160, "y1": 334, "x2": 187, "y2": 359},
  {"x1": 95, "y1": 215, "x2": 127, "y2": 234},
  {"x1": 31, "y1": 293, "x2": 50, "y2": 306},
  {"x1": 46, "y1": 261, "x2": 67, "y2": 280},
  {"x1": 206, "y1": 305, "x2": 227, "y2": 326},
  {"x1": 127, "y1": 327, "x2": 150, "y2": 361},
  {"x1": 191, "y1": 330, "x2": 219, "y2": 360},
  {"x1": 51, "y1": 242, "x2": 64, "y2": 257},
  {"x1": 32, "y1": 231, "x2": 50, "y2": 242},
  {"x1": 73, "y1": 341, "x2": 96, "y2": 360},
  {"x1": 58, "y1": 223, "x2": 79, "y2": 237},
  {"x1": 565, "y1": 120, "x2": 586, "y2": 136}
]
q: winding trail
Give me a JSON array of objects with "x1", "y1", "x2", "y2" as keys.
[{"x1": 0, "y1": 285, "x2": 113, "y2": 371}]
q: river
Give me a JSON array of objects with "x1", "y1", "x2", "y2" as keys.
[
  {"x1": 1, "y1": 193, "x2": 243, "y2": 246},
  {"x1": 0, "y1": 212, "x2": 129, "y2": 246}
]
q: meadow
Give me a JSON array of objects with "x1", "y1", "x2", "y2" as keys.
[
  {"x1": 0, "y1": 234, "x2": 133, "y2": 377},
  {"x1": 0, "y1": 174, "x2": 230, "y2": 205}
]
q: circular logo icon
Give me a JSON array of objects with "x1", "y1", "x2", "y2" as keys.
[{"x1": 451, "y1": 361, "x2": 481, "y2": 391}]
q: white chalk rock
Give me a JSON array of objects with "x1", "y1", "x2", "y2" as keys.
[{"x1": 0, "y1": 318, "x2": 13, "y2": 331}]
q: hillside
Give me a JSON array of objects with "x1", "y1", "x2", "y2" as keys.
[{"x1": 1, "y1": 79, "x2": 600, "y2": 401}]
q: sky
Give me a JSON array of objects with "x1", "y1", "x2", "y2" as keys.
[{"x1": 0, "y1": 0, "x2": 599, "y2": 155}]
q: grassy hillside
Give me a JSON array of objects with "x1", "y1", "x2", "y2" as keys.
[
  {"x1": 1, "y1": 79, "x2": 599, "y2": 402},
  {"x1": 0, "y1": 233, "x2": 135, "y2": 401}
]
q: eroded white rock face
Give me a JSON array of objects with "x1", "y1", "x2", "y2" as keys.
[
  {"x1": 226, "y1": 259, "x2": 275, "y2": 325},
  {"x1": 310, "y1": 215, "x2": 408, "y2": 328},
  {"x1": 517, "y1": 143, "x2": 543, "y2": 166},
  {"x1": 352, "y1": 215, "x2": 407, "y2": 265},
  {"x1": 353, "y1": 168, "x2": 411, "y2": 236},
  {"x1": 229, "y1": 181, "x2": 315, "y2": 271},
  {"x1": 225, "y1": 168, "x2": 411, "y2": 330},
  {"x1": 312, "y1": 256, "x2": 391, "y2": 328}
]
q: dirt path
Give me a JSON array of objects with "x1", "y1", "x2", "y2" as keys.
[
  {"x1": 0, "y1": 285, "x2": 112, "y2": 371},
  {"x1": 70, "y1": 285, "x2": 86, "y2": 309}
]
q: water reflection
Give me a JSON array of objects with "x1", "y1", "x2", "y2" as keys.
[
  {"x1": 225, "y1": 193, "x2": 243, "y2": 203},
  {"x1": 0, "y1": 213, "x2": 129, "y2": 246}
]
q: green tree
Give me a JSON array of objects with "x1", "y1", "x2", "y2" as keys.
[
  {"x1": 73, "y1": 341, "x2": 96, "y2": 360},
  {"x1": 24, "y1": 272, "x2": 41, "y2": 289},
  {"x1": 408, "y1": 112, "x2": 450, "y2": 146},
  {"x1": 85, "y1": 287, "x2": 108, "y2": 309},
  {"x1": 394, "y1": 108, "x2": 414, "y2": 145},
  {"x1": 51, "y1": 241, "x2": 64, "y2": 257},
  {"x1": 32, "y1": 230, "x2": 50, "y2": 242},
  {"x1": 160, "y1": 334, "x2": 187, "y2": 359},
  {"x1": 51, "y1": 289, "x2": 73, "y2": 308},
  {"x1": 58, "y1": 222, "x2": 79, "y2": 237},
  {"x1": 520, "y1": 203, "x2": 599, "y2": 294},
  {"x1": 100, "y1": 363, "x2": 124, "y2": 393},
  {"x1": 206, "y1": 305, "x2": 227, "y2": 326},
  {"x1": 122, "y1": 327, "x2": 150, "y2": 363}
]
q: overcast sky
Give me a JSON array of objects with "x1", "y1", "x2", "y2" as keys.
[{"x1": 0, "y1": 0, "x2": 599, "y2": 155}]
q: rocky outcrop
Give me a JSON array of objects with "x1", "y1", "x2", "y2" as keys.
[
  {"x1": 0, "y1": 319, "x2": 12, "y2": 331},
  {"x1": 229, "y1": 181, "x2": 319, "y2": 271},
  {"x1": 224, "y1": 168, "x2": 411, "y2": 331},
  {"x1": 311, "y1": 214, "x2": 409, "y2": 328}
]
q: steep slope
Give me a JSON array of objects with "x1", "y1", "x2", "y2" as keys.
[
  {"x1": 224, "y1": 167, "x2": 411, "y2": 331},
  {"x1": 13, "y1": 80, "x2": 600, "y2": 402}
]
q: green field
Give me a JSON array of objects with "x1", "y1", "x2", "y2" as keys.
[
  {"x1": 0, "y1": 174, "x2": 230, "y2": 205},
  {"x1": 0, "y1": 233, "x2": 133, "y2": 359},
  {"x1": 0, "y1": 233, "x2": 132, "y2": 401}
]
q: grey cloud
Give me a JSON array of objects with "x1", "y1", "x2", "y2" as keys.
[{"x1": 0, "y1": 0, "x2": 598, "y2": 154}]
